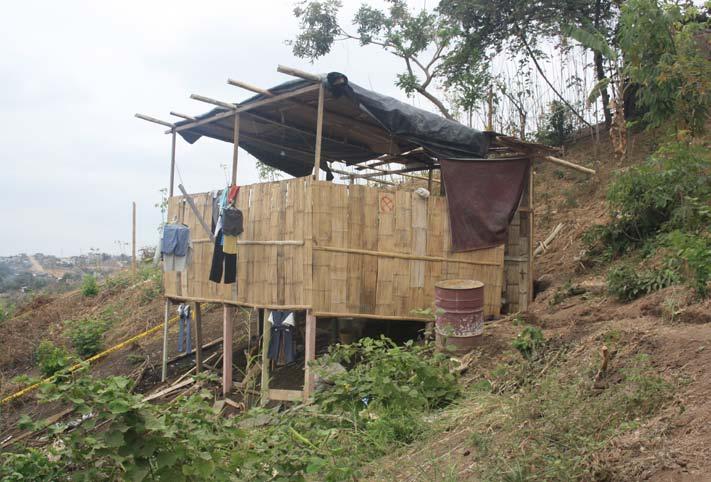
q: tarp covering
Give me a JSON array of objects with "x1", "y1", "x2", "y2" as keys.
[
  {"x1": 440, "y1": 158, "x2": 530, "y2": 252},
  {"x1": 176, "y1": 73, "x2": 490, "y2": 177}
]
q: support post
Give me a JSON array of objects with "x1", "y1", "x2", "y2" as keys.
[
  {"x1": 260, "y1": 309, "x2": 272, "y2": 406},
  {"x1": 427, "y1": 169, "x2": 433, "y2": 192},
  {"x1": 169, "y1": 130, "x2": 177, "y2": 197},
  {"x1": 193, "y1": 302, "x2": 203, "y2": 373},
  {"x1": 231, "y1": 113, "x2": 240, "y2": 185},
  {"x1": 161, "y1": 300, "x2": 169, "y2": 382},
  {"x1": 312, "y1": 83, "x2": 325, "y2": 180},
  {"x1": 131, "y1": 202, "x2": 136, "y2": 274},
  {"x1": 528, "y1": 160, "x2": 534, "y2": 303},
  {"x1": 303, "y1": 310, "x2": 316, "y2": 400},
  {"x1": 223, "y1": 304, "x2": 233, "y2": 396}
]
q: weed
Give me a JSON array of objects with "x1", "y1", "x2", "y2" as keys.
[
  {"x1": 35, "y1": 341, "x2": 74, "y2": 377},
  {"x1": 512, "y1": 326, "x2": 544, "y2": 360},
  {"x1": 80, "y1": 274, "x2": 98, "y2": 297},
  {"x1": 607, "y1": 264, "x2": 679, "y2": 301},
  {"x1": 64, "y1": 318, "x2": 109, "y2": 358},
  {"x1": 562, "y1": 188, "x2": 579, "y2": 208}
]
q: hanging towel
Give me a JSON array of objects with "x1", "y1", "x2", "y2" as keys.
[
  {"x1": 268, "y1": 311, "x2": 295, "y2": 364},
  {"x1": 223, "y1": 235, "x2": 238, "y2": 254}
]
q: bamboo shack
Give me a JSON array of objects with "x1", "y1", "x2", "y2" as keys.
[{"x1": 137, "y1": 65, "x2": 592, "y2": 403}]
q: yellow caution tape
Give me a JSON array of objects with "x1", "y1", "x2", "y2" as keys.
[{"x1": 1, "y1": 315, "x2": 180, "y2": 405}]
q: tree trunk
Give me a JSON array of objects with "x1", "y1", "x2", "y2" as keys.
[{"x1": 594, "y1": 51, "x2": 612, "y2": 128}]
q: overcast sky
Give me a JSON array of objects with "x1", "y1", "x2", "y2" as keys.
[{"x1": 0, "y1": 0, "x2": 436, "y2": 257}]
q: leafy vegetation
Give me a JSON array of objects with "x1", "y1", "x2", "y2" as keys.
[
  {"x1": 584, "y1": 141, "x2": 710, "y2": 298},
  {"x1": 80, "y1": 274, "x2": 98, "y2": 297},
  {"x1": 35, "y1": 341, "x2": 74, "y2": 377},
  {"x1": 535, "y1": 100, "x2": 575, "y2": 146},
  {"x1": 64, "y1": 317, "x2": 109, "y2": 358},
  {"x1": 1, "y1": 337, "x2": 459, "y2": 481},
  {"x1": 512, "y1": 325, "x2": 545, "y2": 359}
]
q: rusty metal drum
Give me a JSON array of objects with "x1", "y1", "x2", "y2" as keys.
[{"x1": 434, "y1": 279, "x2": 484, "y2": 355}]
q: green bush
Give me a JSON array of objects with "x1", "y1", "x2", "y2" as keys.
[
  {"x1": 36, "y1": 341, "x2": 74, "y2": 377},
  {"x1": 664, "y1": 230, "x2": 711, "y2": 297},
  {"x1": 586, "y1": 143, "x2": 710, "y2": 259},
  {"x1": 606, "y1": 264, "x2": 679, "y2": 301},
  {"x1": 315, "y1": 337, "x2": 459, "y2": 412},
  {"x1": 512, "y1": 326, "x2": 545, "y2": 360},
  {"x1": 535, "y1": 100, "x2": 575, "y2": 147},
  {"x1": 65, "y1": 318, "x2": 108, "y2": 358},
  {"x1": 80, "y1": 274, "x2": 99, "y2": 297}
]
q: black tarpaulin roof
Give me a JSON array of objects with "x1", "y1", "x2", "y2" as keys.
[{"x1": 175, "y1": 72, "x2": 491, "y2": 177}]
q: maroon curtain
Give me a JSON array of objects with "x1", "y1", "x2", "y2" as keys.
[{"x1": 440, "y1": 158, "x2": 530, "y2": 252}]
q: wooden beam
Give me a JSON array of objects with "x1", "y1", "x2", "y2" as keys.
[
  {"x1": 541, "y1": 155, "x2": 596, "y2": 175},
  {"x1": 223, "y1": 304, "x2": 233, "y2": 397},
  {"x1": 231, "y1": 113, "x2": 240, "y2": 185},
  {"x1": 313, "y1": 311, "x2": 432, "y2": 322},
  {"x1": 358, "y1": 164, "x2": 441, "y2": 184},
  {"x1": 312, "y1": 83, "x2": 325, "y2": 179},
  {"x1": 193, "y1": 302, "x2": 203, "y2": 373},
  {"x1": 161, "y1": 300, "x2": 169, "y2": 382},
  {"x1": 170, "y1": 111, "x2": 196, "y2": 121},
  {"x1": 168, "y1": 84, "x2": 320, "y2": 134},
  {"x1": 260, "y1": 309, "x2": 272, "y2": 405},
  {"x1": 303, "y1": 310, "x2": 316, "y2": 400},
  {"x1": 135, "y1": 113, "x2": 174, "y2": 128},
  {"x1": 277, "y1": 64, "x2": 321, "y2": 82}
]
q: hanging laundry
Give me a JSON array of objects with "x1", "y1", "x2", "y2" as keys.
[
  {"x1": 209, "y1": 229, "x2": 236, "y2": 284},
  {"x1": 177, "y1": 303, "x2": 192, "y2": 353},
  {"x1": 268, "y1": 311, "x2": 296, "y2": 365},
  {"x1": 222, "y1": 207, "x2": 244, "y2": 236},
  {"x1": 161, "y1": 223, "x2": 191, "y2": 272},
  {"x1": 223, "y1": 235, "x2": 238, "y2": 254}
]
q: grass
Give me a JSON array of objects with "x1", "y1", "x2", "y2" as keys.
[{"x1": 369, "y1": 342, "x2": 673, "y2": 481}]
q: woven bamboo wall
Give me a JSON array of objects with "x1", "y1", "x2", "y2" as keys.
[
  {"x1": 164, "y1": 178, "x2": 310, "y2": 308},
  {"x1": 502, "y1": 171, "x2": 533, "y2": 313},
  {"x1": 165, "y1": 178, "x2": 507, "y2": 319},
  {"x1": 310, "y1": 181, "x2": 504, "y2": 318}
]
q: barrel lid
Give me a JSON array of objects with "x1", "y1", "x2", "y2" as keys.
[{"x1": 435, "y1": 279, "x2": 484, "y2": 290}]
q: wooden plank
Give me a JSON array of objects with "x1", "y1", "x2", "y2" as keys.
[
  {"x1": 269, "y1": 389, "x2": 304, "y2": 402},
  {"x1": 303, "y1": 311, "x2": 316, "y2": 400},
  {"x1": 169, "y1": 131, "x2": 176, "y2": 197},
  {"x1": 260, "y1": 309, "x2": 271, "y2": 405}
]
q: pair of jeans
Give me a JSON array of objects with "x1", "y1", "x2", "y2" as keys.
[
  {"x1": 178, "y1": 315, "x2": 192, "y2": 353},
  {"x1": 209, "y1": 230, "x2": 236, "y2": 284}
]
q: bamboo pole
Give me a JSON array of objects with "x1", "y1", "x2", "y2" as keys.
[
  {"x1": 312, "y1": 245, "x2": 501, "y2": 266},
  {"x1": 223, "y1": 304, "x2": 233, "y2": 396},
  {"x1": 135, "y1": 113, "x2": 174, "y2": 128},
  {"x1": 541, "y1": 156, "x2": 596, "y2": 175},
  {"x1": 313, "y1": 83, "x2": 325, "y2": 179},
  {"x1": 161, "y1": 300, "x2": 169, "y2": 382},
  {"x1": 227, "y1": 78, "x2": 273, "y2": 96},
  {"x1": 169, "y1": 131, "x2": 176, "y2": 197},
  {"x1": 231, "y1": 113, "x2": 240, "y2": 185},
  {"x1": 190, "y1": 93, "x2": 235, "y2": 110},
  {"x1": 170, "y1": 111, "x2": 196, "y2": 121},
  {"x1": 260, "y1": 309, "x2": 272, "y2": 406},
  {"x1": 277, "y1": 64, "x2": 321, "y2": 82},
  {"x1": 194, "y1": 303, "x2": 203, "y2": 373},
  {"x1": 303, "y1": 311, "x2": 316, "y2": 400},
  {"x1": 131, "y1": 202, "x2": 136, "y2": 274}
]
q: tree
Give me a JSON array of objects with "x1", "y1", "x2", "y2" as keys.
[
  {"x1": 438, "y1": 0, "x2": 618, "y2": 128},
  {"x1": 290, "y1": 0, "x2": 490, "y2": 119}
]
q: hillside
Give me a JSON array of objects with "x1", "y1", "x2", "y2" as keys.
[{"x1": 1, "y1": 129, "x2": 710, "y2": 480}]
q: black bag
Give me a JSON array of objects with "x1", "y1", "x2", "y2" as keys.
[{"x1": 222, "y1": 207, "x2": 244, "y2": 236}]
